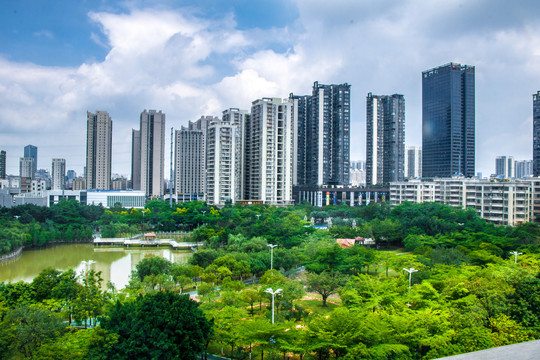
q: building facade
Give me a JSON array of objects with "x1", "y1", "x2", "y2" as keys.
[
  {"x1": 174, "y1": 129, "x2": 204, "y2": 202},
  {"x1": 366, "y1": 93, "x2": 405, "y2": 185},
  {"x1": 86, "y1": 111, "x2": 112, "y2": 190},
  {"x1": 139, "y1": 110, "x2": 165, "y2": 197},
  {"x1": 24, "y1": 145, "x2": 37, "y2": 175},
  {"x1": 422, "y1": 63, "x2": 475, "y2": 178},
  {"x1": 292, "y1": 82, "x2": 351, "y2": 186},
  {"x1": 404, "y1": 146, "x2": 422, "y2": 179},
  {"x1": 186, "y1": 116, "x2": 217, "y2": 198},
  {"x1": 19, "y1": 157, "x2": 35, "y2": 179},
  {"x1": 52, "y1": 158, "x2": 66, "y2": 190},
  {"x1": 515, "y1": 160, "x2": 533, "y2": 179},
  {"x1": 495, "y1": 156, "x2": 515, "y2": 178},
  {"x1": 131, "y1": 129, "x2": 141, "y2": 190},
  {"x1": 390, "y1": 178, "x2": 533, "y2": 226},
  {"x1": 0, "y1": 150, "x2": 6, "y2": 179},
  {"x1": 206, "y1": 109, "x2": 247, "y2": 206},
  {"x1": 534, "y1": 91, "x2": 540, "y2": 176},
  {"x1": 244, "y1": 98, "x2": 294, "y2": 205}
]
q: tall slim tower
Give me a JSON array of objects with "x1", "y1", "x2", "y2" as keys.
[
  {"x1": 243, "y1": 98, "x2": 294, "y2": 205},
  {"x1": 131, "y1": 129, "x2": 141, "y2": 190},
  {"x1": 289, "y1": 94, "x2": 312, "y2": 186},
  {"x1": 533, "y1": 91, "x2": 540, "y2": 176},
  {"x1": 422, "y1": 63, "x2": 475, "y2": 177},
  {"x1": 140, "y1": 110, "x2": 165, "y2": 197},
  {"x1": 495, "y1": 156, "x2": 515, "y2": 178},
  {"x1": 86, "y1": 111, "x2": 112, "y2": 190},
  {"x1": 24, "y1": 145, "x2": 37, "y2": 175},
  {"x1": 404, "y1": 146, "x2": 422, "y2": 179},
  {"x1": 366, "y1": 93, "x2": 405, "y2": 185},
  {"x1": 52, "y1": 158, "x2": 66, "y2": 190},
  {"x1": 0, "y1": 150, "x2": 6, "y2": 179}
]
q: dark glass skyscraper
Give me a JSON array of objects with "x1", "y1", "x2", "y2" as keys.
[
  {"x1": 366, "y1": 93, "x2": 405, "y2": 185},
  {"x1": 533, "y1": 91, "x2": 540, "y2": 176},
  {"x1": 422, "y1": 63, "x2": 475, "y2": 178},
  {"x1": 293, "y1": 82, "x2": 351, "y2": 186}
]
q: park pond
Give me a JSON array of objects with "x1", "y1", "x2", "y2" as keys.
[{"x1": 0, "y1": 243, "x2": 193, "y2": 289}]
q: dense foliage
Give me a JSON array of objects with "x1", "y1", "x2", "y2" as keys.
[{"x1": 1, "y1": 200, "x2": 540, "y2": 359}]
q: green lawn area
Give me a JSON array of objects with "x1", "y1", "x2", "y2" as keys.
[{"x1": 297, "y1": 299, "x2": 340, "y2": 315}]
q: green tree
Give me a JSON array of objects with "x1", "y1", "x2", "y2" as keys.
[
  {"x1": 101, "y1": 291, "x2": 212, "y2": 360},
  {"x1": 134, "y1": 256, "x2": 172, "y2": 281},
  {"x1": 306, "y1": 270, "x2": 347, "y2": 307},
  {"x1": 1, "y1": 303, "x2": 64, "y2": 359}
]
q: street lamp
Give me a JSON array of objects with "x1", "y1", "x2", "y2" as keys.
[
  {"x1": 510, "y1": 251, "x2": 523, "y2": 264},
  {"x1": 265, "y1": 288, "x2": 282, "y2": 324},
  {"x1": 403, "y1": 268, "x2": 418, "y2": 307},
  {"x1": 267, "y1": 244, "x2": 278, "y2": 270},
  {"x1": 256, "y1": 214, "x2": 261, "y2": 221}
]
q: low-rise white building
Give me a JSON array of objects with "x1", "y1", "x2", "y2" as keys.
[
  {"x1": 390, "y1": 177, "x2": 534, "y2": 226},
  {"x1": 86, "y1": 190, "x2": 146, "y2": 209}
]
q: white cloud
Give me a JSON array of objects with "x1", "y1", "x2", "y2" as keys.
[{"x1": 1, "y1": 1, "x2": 540, "y2": 178}]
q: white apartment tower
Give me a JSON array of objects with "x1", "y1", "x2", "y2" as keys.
[
  {"x1": 186, "y1": 116, "x2": 218, "y2": 199},
  {"x1": 244, "y1": 98, "x2": 294, "y2": 205},
  {"x1": 404, "y1": 146, "x2": 422, "y2": 179},
  {"x1": 140, "y1": 110, "x2": 165, "y2": 197},
  {"x1": 206, "y1": 109, "x2": 247, "y2": 206},
  {"x1": 174, "y1": 129, "x2": 204, "y2": 202},
  {"x1": 52, "y1": 158, "x2": 66, "y2": 190},
  {"x1": 86, "y1": 111, "x2": 112, "y2": 190}
]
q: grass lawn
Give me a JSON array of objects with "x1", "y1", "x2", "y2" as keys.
[{"x1": 297, "y1": 299, "x2": 340, "y2": 315}]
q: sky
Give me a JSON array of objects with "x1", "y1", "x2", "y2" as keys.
[{"x1": 1, "y1": 0, "x2": 540, "y2": 179}]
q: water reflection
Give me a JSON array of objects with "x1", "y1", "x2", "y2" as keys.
[{"x1": 0, "y1": 244, "x2": 192, "y2": 289}]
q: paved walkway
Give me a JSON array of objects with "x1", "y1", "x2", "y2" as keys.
[
  {"x1": 436, "y1": 340, "x2": 540, "y2": 360},
  {"x1": 93, "y1": 237, "x2": 202, "y2": 249}
]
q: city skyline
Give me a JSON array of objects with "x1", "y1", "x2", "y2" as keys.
[{"x1": 1, "y1": 1, "x2": 540, "y2": 177}]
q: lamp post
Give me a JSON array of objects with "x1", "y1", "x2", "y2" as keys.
[
  {"x1": 267, "y1": 244, "x2": 278, "y2": 270},
  {"x1": 510, "y1": 251, "x2": 523, "y2": 264},
  {"x1": 403, "y1": 267, "x2": 418, "y2": 307},
  {"x1": 256, "y1": 214, "x2": 261, "y2": 221},
  {"x1": 265, "y1": 288, "x2": 282, "y2": 324}
]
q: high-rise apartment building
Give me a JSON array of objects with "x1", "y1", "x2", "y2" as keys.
[
  {"x1": 174, "y1": 129, "x2": 204, "y2": 202},
  {"x1": 366, "y1": 93, "x2": 405, "y2": 185},
  {"x1": 0, "y1": 150, "x2": 6, "y2": 179},
  {"x1": 131, "y1": 129, "x2": 141, "y2": 190},
  {"x1": 405, "y1": 146, "x2": 422, "y2": 179},
  {"x1": 292, "y1": 82, "x2": 351, "y2": 186},
  {"x1": 19, "y1": 157, "x2": 35, "y2": 179},
  {"x1": 52, "y1": 158, "x2": 66, "y2": 190},
  {"x1": 422, "y1": 63, "x2": 475, "y2": 177},
  {"x1": 534, "y1": 91, "x2": 540, "y2": 176},
  {"x1": 515, "y1": 160, "x2": 533, "y2": 179},
  {"x1": 495, "y1": 156, "x2": 515, "y2": 178},
  {"x1": 24, "y1": 145, "x2": 37, "y2": 175},
  {"x1": 139, "y1": 110, "x2": 165, "y2": 197},
  {"x1": 243, "y1": 98, "x2": 294, "y2": 205},
  {"x1": 206, "y1": 109, "x2": 248, "y2": 206},
  {"x1": 86, "y1": 111, "x2": 112, "y2": 190},
  {"x1": 186, "y1": 116, "x2": 217, "y2": 198}
]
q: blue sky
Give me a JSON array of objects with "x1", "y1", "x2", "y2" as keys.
[{"x1": 1, "y1": 0, "x2": 540, "y2": 178}]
